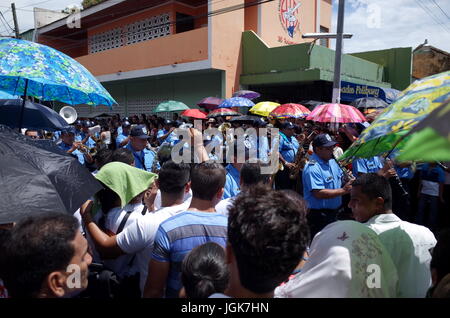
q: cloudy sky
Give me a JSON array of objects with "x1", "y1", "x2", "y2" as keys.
[{"x1": 1, "y1": 0, "x2": 450, "y2": 53}]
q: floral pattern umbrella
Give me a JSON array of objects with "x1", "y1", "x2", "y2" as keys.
[
  {"x1": 340, "y1": 70, "x2": 450, "y2": 160},
  {"x1": 232, "y1": 90, "x2": 261, "y2": 100},
  {"x1": 0, "y1": 38, "x2": 117, "y2": 107},
  {"x1": 270, "y1": 103, "x2": 310, "y2": 118},
  {"x1": 207, "y1": 108, "x2": 241, "y2": 118},
  {"x1": 218, "y1": 97, "x2": 255, "y2": 108}
]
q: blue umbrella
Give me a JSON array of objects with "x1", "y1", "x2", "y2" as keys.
[
  {"x1": 0, "y1": 99, "x2": 70, "y2": 131},
  {"x1": 0, "y1": 38, "x2": 117, "y2": 128},
  {"x1": 0, "y1": 90, "x2": 19, "y2": 99},
  {"x1": 218, "y1": 97, "x2": 255, "y2": 108}
]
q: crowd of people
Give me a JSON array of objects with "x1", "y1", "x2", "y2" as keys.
[{"x1": 1, "y1": 109, "x2": 450, "y2": 299}]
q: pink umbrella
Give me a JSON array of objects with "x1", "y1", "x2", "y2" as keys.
[
  {"x1": 306, "y1": 103, "x2": 366, "y2": 123},
  {"x1": 181, "y1": 109, "x2": 208, "y2": 119},
  {"x1": 270, "y1": 103, "x2": 311, "y2": 118},
  {"x1": 197, "y1": 97, "x2": 224, "y2": 110}
]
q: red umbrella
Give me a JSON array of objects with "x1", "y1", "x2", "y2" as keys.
[
  {"x1": 270, "y1": 103, "x2": 310, "y2": 118},
  {"x1": 306, "y1": 103, "x2": 366, "y2": 123},
  {"x1": 197, "y1": 97, "x2": 224, "y2": 110},
  {"x1": 207, "y1": 108, "x2": 241, "y2": 118},
  {"x1": 181, "y1": 109, "x2": 208, "y2": 119}
]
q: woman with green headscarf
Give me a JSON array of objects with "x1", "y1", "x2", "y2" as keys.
[{"x1": 92, "y1": 161, "x2": 157, "y2": 285}]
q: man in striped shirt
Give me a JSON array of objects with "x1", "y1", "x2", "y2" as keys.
[{"x1": 143, "y1": 162, "x2": 228, "y2": 298}]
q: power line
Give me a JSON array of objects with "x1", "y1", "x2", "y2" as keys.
[
  {"x1": 414, "y1": 0, "x2": 450, "y2": 34},
  {"x1": 19, "y1": 0, "x2": 55, "y2": 9},
  {"x1": 0, "y1": 11, "x2": 14, "y2": 32},
  {"x1": 430, "y1": 0, "x2": 450, "y2": 20}
]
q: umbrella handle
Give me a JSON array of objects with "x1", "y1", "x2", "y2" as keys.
[{"x1": 18, "y1": 78, "x2": 29, "y2": 132}]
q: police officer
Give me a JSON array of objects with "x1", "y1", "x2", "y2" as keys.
[
  {"x1": 275, "y1": 121, "x2": 299, "y2": 190},
  {"x1": 126, "y1": 125, "x2": 158, "y2": 172},
  {"x1": 302, "y1": 133, "x2": 353, "y2": 238},
  {"x1": 352, "y1": 156, "x2": 383, "y2": 176},
  {"x1": 58, "y1": 127, "x2": 93, "y2": 166},
  {"x1": 157, "y1": 119, "x2": 178, "y2": 146},
  {"x1": 77, "y1": 120, "x2": 97, "y2": 149},
  {"x1": 115, "y1": 120, "x2": 131, "y2": 148}
]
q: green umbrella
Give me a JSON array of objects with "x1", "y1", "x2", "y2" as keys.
[
  {"x1": 397, "y1": 100, "x2": 450, "y2": 161},
  {"x1": 153, "y1": 100, "x2": 189, "y2": 113},
  {"x1": 340, "y1": 70, "x2": 450, "y2": 161}
]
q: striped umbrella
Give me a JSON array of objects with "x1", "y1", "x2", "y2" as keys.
[
  {"x1": 306, "y1": 103, "x2": 366, "y2": 123},
  {"x1": 207, "y1": 108, "x2": 241, "y2": 118},
  {"x1": 249, "y1": 101, "x2": 280, "y2": 117},
  {"x1": 218, "y1": 97, "x2": 255, "y2": 108},
  {"x1": 270, "y1": 103, "x2": 310, "y2": 118}
]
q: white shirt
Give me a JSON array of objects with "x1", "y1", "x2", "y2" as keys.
[
  {"x1": 421, "y1": 180, "x2": 440, "y2": 197},
  {"x1": 153, "y1": 189, "x2": 192, "y2": 211},
  {"x1": 102, "y1": 203, "x2": 146, "y2": 278},
  {"x1": 214, "y1": 197, "x2": 234, "y2": 216},
  {"x1": 365, "y1": 213, "x2": 437, "y2": 298},
  {"x1": 116, "y1": 203, "x2": 188, "y2": 293}
]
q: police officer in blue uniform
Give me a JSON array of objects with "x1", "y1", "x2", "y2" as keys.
[
  {"x1": 157, "y1": 120, "x2": 178, "y2": 146},
  {"x1": 352, "y1": 156, "x2": 383, "y2": 176},
  {"x1": 76, "y1": 120, "x2": 97, "y2": 150},
  {"x1": 275, "y1": 121, "x2": 299, "y2": 190},
  {"x1": 302, "y1": 134, "x2": 353, "y2": 238},
  {"x1": 58, "y1": 127, "x2": 93, "y2": 166},
  {"x1": 115, "y1": 120, "x2": 131, "y2": 148},
  {"x1": 125, "y1": 125, "x2": 158, "y2": 172}
]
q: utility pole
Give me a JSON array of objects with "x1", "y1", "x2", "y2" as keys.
[
  {"x1": 331, "y1": 0, "x2": 345, "y2": 104},
  {"x1": 11, "y1": 3, "x2": 20, "y2": 39}
]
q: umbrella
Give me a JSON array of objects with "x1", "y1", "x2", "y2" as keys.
[
  {"x1": 153, "y1": 100, "x2": 189, "y2": 113},
  {"x1": 269, "y1": 103, "x2": 310, "y2": 118},
  {"x1": 0, "y1": 99, "x2": 70, "y2": 131},
  {"x1": 306, "y1": 103, "x2": 366, "y2": 123},
  {"x1": 232, "y1": 90, "x2": 261, "y2": 100},
  {"x1": 229, "y1": 115, "x2": 264, "y2": 126},
  {"x1": 249, "y1": 101, "x2": 280, "y2": 117},
  {"x1": 351, "y1": 97, "x2": 388, "y2": 109},
  {"x1": 365, "y1": 108, "x2": 386, "y2": 122},
  {"x1": 397, "y1": 99, "x2": 450, "y2": 162},
  {"x1": 181, "y1": 108, "x2": 208, "y2": 119},
  {"x1": 0, "y1": 38, "x2": 117, "y2": 107},
  {"x1": 197, "y1": 97, "x2": 224, "y2": 110},
  {"x1": 0, "y1": 91, "x2": 19, "y2": 99},
  {"x1": 340, "y1": 70, "x2": 450, "y2": 161},
  {"x1": 207, "y1": 108, "x2": 241, "y2": 118},
  {"x1": 0, "y1": 124, "x2": 103, "y2": 223},
  {"x1": 299, "y1": 100, "x2": 326, "y2": 110},
  {"x1": 218, "y1": 97, "x2": 255, "y2": 108}
]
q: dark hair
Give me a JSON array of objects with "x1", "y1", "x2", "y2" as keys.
[
  {"x1": 190, "y1": 162, "x2": 226, "y2": 201},
  {"x1": 240, "y1": 161, "x2": 270, "y2": 186},
  {"x1": 111, "y1": 148, "x2": 134, "y2": 166},
  {"x1": 1, "y1": 213, "x2": 79, "y2": 298},
  {"x1": 278, "y1": 189, "x2": 308, "y2": 219},
  {"x1": 227, "y1": 186, "x2": 310, "y2": 294},
  {"x1": 352, "y1": 173, "x2": 392, "y2": 210},
  {"x1": 431, "y1": 229, "x2": 450, "y2": 283},
  {"x1": 181, "y1": 242, "x2": 229, "y2": 298},
  {"x1": 158, "y1": 160, "x2": 190, "y2": 195},
  {"x1": 94, "y1": 148, "x2": 113, "y2": 169}
]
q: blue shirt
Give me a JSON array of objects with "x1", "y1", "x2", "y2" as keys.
[
  {"x1": 58, "y1": 142, "x2": 86, "y2": 166},
  {"x1": 151, "y1": 211, "x2": 228, "y2": 298},
  {"x1": 157, "y1": 129, "x2": 178, "y2": 145},
  {"x1": 420, "y1": 164, "x2": 445, "y2": 183},
  {"x1": 125, "y1": 143, "x2": 158, "y2": 172},
  {"x1": 279, "y1": 132, "x2": 299, "y2": 163},
  {"x1": 352, "y1": 156, "x2": 383, "y2": 176},
  {"x1": 396, "y1": 166, "x2": 414, "y2": 179},
  {"x1": 302, "y1": 153, "x2": 344, "y2": 209},
  {"x1": 115, "y1": 132, "x2": 129, "y2": 148},
  {"x1": 76, "y1": 132, "x2": 96, "y2": 149},
  {"x1": 223, "y1": 164, "x2": 240, "y2": 199}
]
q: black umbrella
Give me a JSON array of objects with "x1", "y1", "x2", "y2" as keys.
[
  {"x1": 350, "y1": 97, "x2": 388, "y2": 109},
  {"x1": 299, "y1": 100, "x2": 326, "y2": 110},
  {"x1": 0, "y1": 99, "x2": 70, "y2": 131},
  {"x1": 0, "y1": 125, "x2": 102, "y2": 223},
  {"x1": 229, "y1": 115, "x2": 265, "y2": 126}
]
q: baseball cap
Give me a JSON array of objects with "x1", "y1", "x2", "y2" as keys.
[
  {"x1": 280, "y1": 121, "x2": 295, "y2": 130},
  {"x1": 164, "y1": 119, "x2": 173, "y2": 126},
  {"x1": 130, "y1": 125, "x2": 150, "y2": 139},
  {"x1": 122, "y1": 120, "x2": 131, "y2": 128},
  {"x1": 61, "y1": 126, "x2": 76, "y2": 135},
  {"x1": 82, "y1": 120, "x2": 93, "y2": 127},
  {"x1": 312, "y1": 134, "x2": 337, "y2": 148}
]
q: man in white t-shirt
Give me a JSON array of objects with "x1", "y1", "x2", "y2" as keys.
[
  {"x1": 80, "y1": 161, "x2": 191, "y2": 294},
  {"x1": 349, "y1": 173, "x2": 436, "y2": 298},
  {"x1": 215, "y1": 161, "x2": 273, "y2": 216}
]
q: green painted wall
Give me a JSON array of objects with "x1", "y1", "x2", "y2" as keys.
[
  {"x1": 241, "y1": 31, "x2": 390, "y2": 88},
  {"x1": 350, "y1": 48, "x2": 412, "y2": 90}
]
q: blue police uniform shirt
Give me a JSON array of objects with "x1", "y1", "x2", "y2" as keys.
[
  {"x1": 125, "y1": 143, "x2": 158, "y2": 172},
  {"x1": 279, "y1": 132, "x2": 299, "y2": 163},
  {"x1": 352, "y1": 156, "x2": 383, "y2": 175},
  {"x1": 223, "y1": 164, "x2": 240, "y2": 199},
  {"x1": 117, "y1": 126, "x2": 123, "y2": 135},
  {"x1": 116, "y1": 132, "x2": 129, "y2": 148},
  {"x1": 76, "y1": 132, "x2": 96, "y2": 149},
  {"x1": 52, "y1": 130, "x2": 61, "y2": 142},
  {"x1": 258, "y1": 135, "x2": 270, "y2": 163},
  {"x1": 396, "y1": 166, "x2": 414, "y2": 179},
  {"x1": 302, "y1": 153, "x2": 344, "y2": 210},
  {"x1": 157, "y1": 129, "x2": 178, "y2": 145},
  {"x1": 58, "y1": 142, "x2": 85, "y2": 166}
]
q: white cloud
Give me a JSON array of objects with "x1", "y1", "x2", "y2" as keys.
[{"x1": 331, "y1": 0, "x2": 450, "y2": 53}]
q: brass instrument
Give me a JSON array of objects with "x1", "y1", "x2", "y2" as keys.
[
  {"x1": 289, "y1": 131, "x2": 317, "y2": 180},
  {"x1": 332, "y1": 153, "x2": 355, "y2": 183}
]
